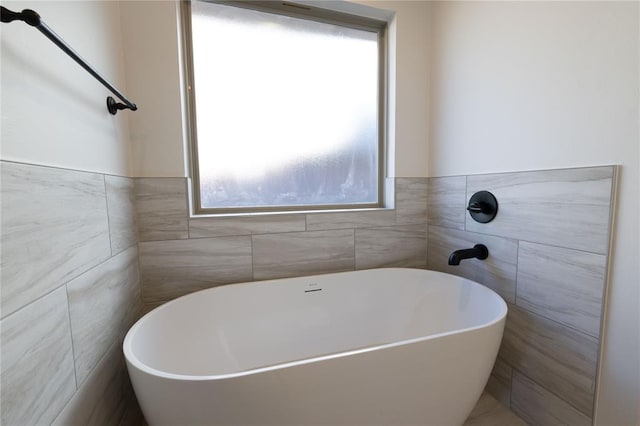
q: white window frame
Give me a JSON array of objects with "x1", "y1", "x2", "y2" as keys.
[{"x1": 180, "y1": 0, "x2": 388, "y2": 215}]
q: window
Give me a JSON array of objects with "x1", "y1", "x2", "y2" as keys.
[{"x1": 183, "y1": 0, "x2": 387, "y2": 214}]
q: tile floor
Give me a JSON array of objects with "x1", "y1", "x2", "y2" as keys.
[{"x1": 464, "y1": 393, "x2": 527, "y2": 426}]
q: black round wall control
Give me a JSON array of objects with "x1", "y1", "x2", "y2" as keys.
[{"x1": 467, "y1": 191, "x2": 498, "y2": 223}]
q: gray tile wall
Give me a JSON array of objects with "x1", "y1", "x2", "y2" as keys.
[
  {"x1": 0, "y1": 161, "x2": 143, "y2": 426},
  {"x1": 426, "y1": 166, "x2": 616, "y2": 424},
  {"x1": 135, "y1": 177, "x2": 428, "y2": 311},
  {"x1": 4, "y1": 162, "x2": 611, "y2": 425}
]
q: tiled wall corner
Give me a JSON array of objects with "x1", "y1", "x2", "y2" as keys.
[
  {"x1": 105, "y1": 175, "x2": 139, "y2": 255},
  {"x1": 0, "y1": 161, "x2": 143, "y2": 425},
  {"x1": 52, "y1": 341, "x2": 135, "y2": 426},
  {"x1": 135, "y1": 176, "x2": 429, "y2": 307},
  {"x1": 427, "y1": 175, "x2": 466, "y2": 230},
  {"x1": 67, "y1": 246, "x2": 141, "y2": 386},
  {"x1": 355, "y1": 225, "x2": 427, "y2": 270},
  {"x1": 395, "y1": 178, "x2": 428, "y2": 225},
  {"x1": 135, "y1": 177, "x2": 189, "y2": 242},
  {"x1": 427, "y1": 226, "x2": 517, "y2": 303},
  {"x1": 426, "y1": 166, "x2": 616, "y2": 423},
  {"x1": 485, "y1": 357, "x2": 512, "y2": 408}
]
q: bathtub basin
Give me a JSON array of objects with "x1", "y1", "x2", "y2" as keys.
[{"x1": 124, "y1": 268, "x2": 507, "y2": 425}]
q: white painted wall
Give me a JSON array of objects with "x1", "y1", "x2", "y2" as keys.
[
  {"x1": 119, "y1": 0, "x2": 186, "y2": 178},
  {"x1": 122, "y1": 0, "x2": 431, "y2": 178},
  {"x1": 355, "y1": 0, "x2": 431, "y2": 178},
  {"x1": 428, "y1": 2, "x2": 639, "y2": 425},
  {"x1": 0, "y1": 0, "x2": 132, "y2": 176}
]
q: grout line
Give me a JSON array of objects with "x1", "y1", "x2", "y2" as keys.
[
  {"x1": 0, "y1": 247, "x2": 134, "y2": 321},
  {"x1": 250, "y1": 235, "x2": 255, "y2": 281},
  {"x1": 352, "y1": 228, "x2": 357, "y2": 270},
  {"x1": 513, "y1": 301, "x2": 600, "y2": 341},
  {"x1": 464, "y1": 175, "x2": 469, "y2": 231},
  {"x1": 425, "y1": 164, "x2": 615, "y2": 179},
  {"x1": 508, "y1": 237, "x2": 608, "y2": 257},
  {"x1": 514, "y1": 240, "x2": 520, "y2": 303},
  {"x1": 103, "y1": 175, "x2": 114, "y2": 257},
  {"x1": 508, "y1": 365, "x2": 514, "y2": 411},
  {"x1": 429, "y1": 222, "x2": 607, "y2": 258},
  {"x1": 0, "y1": 158, "x2": 134, "y2": 179},
  {"x1": 135, "y1": 239, "x2": 146, "y2": 309},
  {"x1": 63, "y1": 284, "x2": 79, "y2": 390},
  {"x1": 184, "y1": 178, "x2": 191, "y2": 239}
]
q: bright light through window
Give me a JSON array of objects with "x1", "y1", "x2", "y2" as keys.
[{"x1": 189, "y1": 1, "x2": 383, "y2": 211}]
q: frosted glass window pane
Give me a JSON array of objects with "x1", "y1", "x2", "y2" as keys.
[{"x1": 191, "y1": 1, "x2": 380, "y2": 210}]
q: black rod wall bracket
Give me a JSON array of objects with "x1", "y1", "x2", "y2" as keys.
[{"x1": 1, "y1": 6, "x2": 137, "y2": 115}]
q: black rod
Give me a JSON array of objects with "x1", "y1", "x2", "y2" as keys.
[{"x1": 1, "y1": 6, "x2": 137, "y2": 115}]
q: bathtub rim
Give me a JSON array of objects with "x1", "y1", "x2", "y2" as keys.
[{"x1": 123, "y1": 268, "x2": 507, "y2": 381}]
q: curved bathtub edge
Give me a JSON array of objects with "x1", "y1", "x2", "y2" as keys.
[{"x1": 123, "y1": 269, "x2": 507, "y2": 382}]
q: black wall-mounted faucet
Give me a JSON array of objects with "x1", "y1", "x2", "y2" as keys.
[
  {"x1": 467, "y1": 191, "x2": 498, "y2": 223},
  {"x1": 448, "y1": 244, "x2": 489, "y2": 265}
]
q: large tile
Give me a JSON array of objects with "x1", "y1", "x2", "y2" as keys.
[
  {"x1": 395, "y1": 178, "x2": 428, "y2": 225},
  {"x1": 306, "y1": 209, "x2": 396, "y2": 231},
  {"x1": 253, "y1": 230, "x2": 355, "y2": 280},
  {"x1": 140, "y1": 237, "x2": 253, "y2": 303},
  {"x1": 1, "y1": 161, "x2": 111, "y2": 318},
  {"x1": 500, "y1": 304, "x2": 598, "y2": 417},
  {"x1": 427, "y1": 176, "x2": 466, "y2": 230},
  {"x1": 135, "y1": 178, "x2": 188, "y2": 241},
  {"x1": 355, "y1": 225, "x2": 427, "y2": 269},
  {"x1": 517, "y1": 241, "x2": 606, "y2": 338},
  {"x1": 53, "y1": 342, "x2": 133, "y2": 426},
  {"x1": 511, "y1": 371, "x2": 591, "y2": 425},
  {"x1": 67, "y1": 246, "x2": 141, "y2": 386},
  {"x1": 105, "y1": 175, "x2": 138, "y2": 255},
  {"x1": 485, "y1": 358, "x2": 512, "y2": 408},
  {"x1": 1, "y1": 287, "x2": 76, "y2": 425},
  {"x1": 190, "y1": 213, "x2": 305, "y2": 238},
  {"x1": 463, "y1": 393, "x2": 526, "y2": 426},
  {"x1": 427, "y1": 226, "x2": 518, "y2": 303},
  {"x1": 466, "y1": 166, "x2": 615, "y2": 254}
]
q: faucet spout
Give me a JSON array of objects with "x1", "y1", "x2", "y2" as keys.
[{"x1": 448, "y1": 244, "x2": 489, "y2": 266}]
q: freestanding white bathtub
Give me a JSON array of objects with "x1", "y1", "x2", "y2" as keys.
[{"x1": 124, "y1": 268, "x2": 507, "y2": 426}]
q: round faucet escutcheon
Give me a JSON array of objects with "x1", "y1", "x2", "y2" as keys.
[{"x1": 467, "y1": 191, "x2": 498, "y2": 223}]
